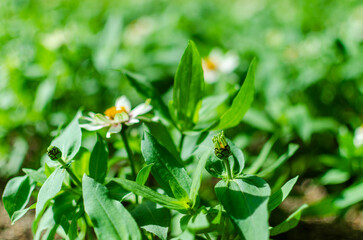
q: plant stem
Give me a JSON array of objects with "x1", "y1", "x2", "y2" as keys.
[
  {"x1": 57, "y1": 157, "x2": 82, "y2": 187},
  {"x1": 223, "y1": 158, "x2": 232, "y2": 180},
  {"x1": 179, "y1": 133, "x2": 185, "y2": 152},
  {"x1": 204, "y1": 233, "x2": 212, "y2": 240},
  {"x1": 120, "y1": 128, "x2": 137, "y2": 180},
  {"x1": 120, "y1": 128, "x2": 139, "y2": 204}
]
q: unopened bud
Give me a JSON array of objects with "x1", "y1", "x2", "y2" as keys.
[
  {"x1": 212, "y1": 131, "x2": 231, "y2": 159},
  {"x1": 47, "y1": 146, "x2": 62, "y2": 161}
]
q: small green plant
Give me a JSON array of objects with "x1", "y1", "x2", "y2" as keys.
[{"x1": 2, "y1": 41, "x2": 305, "y2": 240}]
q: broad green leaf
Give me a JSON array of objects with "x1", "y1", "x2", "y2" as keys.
[
  {"x1": 144, "y1": 121, "x2": 180, "y2": 161},
  {"x1": 136, "y1": 163, "x2": 153, "y2": 185},
  {"x1": 71, "y1": 147, "x2": 90, "y2": 179},
  {"x1": 215, "y1": 176, "x2": 270, "y2": 240},
  {"x1": 106, "y1": 181, "x2": 131, "y2": 202},
  {"x1": 259, "y1": 143, "x2": 299, "y2": 177},
  {"x1": 132, "y1": 201, "x2": 170, "y2": 240},
  {"x1": 35, "y1": 167, "x2": 66, "y2": 218},
  {"x1": 169, "y1": 180, "x2": 189, "y2": 201},
  {"x1": 1, "y1": 137, "x2": 28, "y2": 177},
  {"x1": 2, "y1": 175, "x2": 35, "y2": 221},
  {"x1": 270, "y1": 204, "x2": 308, "y2": 236},
  {"x1": 246, "y1": 134, "x2": 278, "y2": 175},
  {"x1": 268, "y1": 176, "x2": 299, "y2": 211},
  {"x1": 23, "y1": 168, "x2": 47, "y2": 184},
  {"x1": 171, "y1": 40, "x2": 204, "y2": 131},
  {"x1": 83, "y1": 175, "x2": 141, "y2": 240},
  {"x1": 189, "y1": 152, "x2": 209, "y2": 208},
  {"x1": 89, "y1": 133, "x2": 108, "y2": 183},
  {"x1": 141, "y1": 131, "x2": 192, "y2": 197},
  {"x1": 51, "y1": 112, "x2": 82, "y2": 161},
  {"x1": 228, "y1": 139, "x2": 245, "y2": 176},
  {"x1": 112, "y1": 178, "x2": 189, "y2": 212},
  {"x1": 215, "y1": 58, "x2": 256, "y2": 130}
]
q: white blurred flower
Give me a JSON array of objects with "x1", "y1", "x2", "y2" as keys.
[
  {"x1": 80, "y1": 96, "x2": 152, "y2": 138},
  {"x1": 353, "y1": 125, "x2": 363, "y2": 148},
  {"x1": 202, "y1": 49, "x2": 239, "y2": 83}
]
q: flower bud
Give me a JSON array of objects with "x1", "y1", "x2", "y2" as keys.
[
  {"x1": 47, "y1": 145, "x2": 62, "y2": 161},
  {"x1": 212, "y1": 131, "x2": 231, "y2": 159}
]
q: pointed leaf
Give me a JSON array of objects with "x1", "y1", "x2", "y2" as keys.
[
  {"x1": 270, "y1": 204, "x2": 308, "y2": 236},
  {"x1": 268, "y1": 176, "x2": 299, "y2": 211},
  {"x1": 215, "y1": 59, "x2": 256, "y2": 130},
  {"x1": 35, "y1": 167, "x2": 66, "y2": 218},
  {"x1": 171, "y1": 40, "x2": 204, "y2": 131},
  {"x1": 2, "y1": 175, "x2": 35, "y2": 221},
  {"x1": 132, "y1": 201, "x2": 170, "y2": 240},
  {"x1": 89, "y1": 133, "x2": 108, "y2": 183},
  {"x1": 112, "y1": 178, "x2": 189, "y2": 212},
  {"x1": 215, "y1": 176, "x2": 270, "y2": 240},
  {"x1": 51, "y1": 112, "x2": 82, "y2": 161},
  {"x1": 136, "y1": 164, "x2": 153, "y2": 185},
  {"x1": 82, "y1": 175, "x2": 141, "y2": 240},
  {"x1": 141, "y1": 131, "x2": 192, "y2": 197}
]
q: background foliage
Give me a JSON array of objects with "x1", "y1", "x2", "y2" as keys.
[{"x1": 1, "y1": 0, "x2": 363, "y2": 238}]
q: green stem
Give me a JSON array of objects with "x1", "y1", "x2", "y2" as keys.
[
  {"x1": 179, "y1": 133, "x2": 185, "y2": 152},
  {"x1": 222, "y1": 216, "x2": 230, "y2": 240},
  {"x1": 120, "y1": 128, "x2": 137, "y2": 180},
  {"x1": 223, "y1": 158, "x2": 232, "y2": 180},
  {"x1": 204, "y1": 233, "x2": 212, "y2": 240},
  {"x1": 120, "y1": 128, "x2": 139, "y2": 204},
  {"x1": 57, "y1": 158, "x2": 82, "y2": 187}
]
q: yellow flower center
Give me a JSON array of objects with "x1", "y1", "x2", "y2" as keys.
[
  {"x1": 205, "y1": 58, "x2": 217, "y2": 70},
  {"x1": 104, "y1": 106, "x2": 127, "y2": 120}
]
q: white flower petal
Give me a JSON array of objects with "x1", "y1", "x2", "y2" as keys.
[
  {"x1": 130, "y1": 102, "x2": 152, "y2": 117},
  {"x1": 79, "y1": 123, "x2": 106, "y2": 131},
  {"x1": 115, "y1": 96, "x2": 131, "y2": 112},
  {"x1": 204, "y1": 70, "x2": 219, "y2": 83},
  {"x1": 106, "y1": 124, "x2": 122, "y2": 138},
  {"x1": 219, "y1": 52, "x2": 239, "y2": 73},
  {"x1": 126, "y1": 118, "x2": 140, "y2": 126},
  {"x1": 94, "y1": 113, "x2": 111, "y2": 124}
]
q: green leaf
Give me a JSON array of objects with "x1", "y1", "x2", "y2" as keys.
[
  {"x1": 333, "y1": 181, "x2": 363, "y2": 208},
  {"x1": 171, "y1": 40, "x2": 204, "y2": 131},
  {"x1": 111, "y1": 178, "x2": 189, "y2": 212},
  {"x1": 169, "y1": 180, "x2": 189, "y2": 201},
  {"x1": 136, "y1": 163, "x2": 153, "y2": 185},
  {"x1": 215, "y1": 58, "x2": 256, "y2": 130},
  {"x1": 141, "y1": 131, "x2": 192, "y2": 197},
  {"x1": 131, "y1": 201, "x2": 170, "y2": 240},
  {"x1": 89, "y1": 133, "x2": 109, "y2": 183},
  {"x1": 270, "y1": 204, "x2": 308, "y2": 236},
  {"x1": 32, "y1": 78, "x2": 56, "y2": 112},
  {"x1": 35, "y1": 167, "x2": 66, "y2": 218},
  {"x1": 319, "y1": 169, "x2": 349, "y2": 185},
  {"x1": 82, "y1": 175, "x2": 141, "y2": 240},
  {"x1": 215, "y1": 176, "x2": 270, "y2": 240},
  {"x1": 2, "y1": 175, "x2": 35, "y2": 221},
  {"x1": 23, "y1": 168, "x2": 47, "y2": 184},
  {"x1": 11, "y1": 203, "x2": 36, "y2": 223},
  {"x1": 51, "y1": 112, "x2": 82, "y2": 161},
  {"x1": 189, "y1": 152, "x2": 209, "y2": 208},
  {"x1": 1, "y1": 137, "x2": 28, "y2": 177},
  {"x1": 144, "y1": 121, "x2": 180, "y2": 161},
  {"x1": 187, "y1": 208, "x2": 210, "y2": 233},
  {"x1": 246, "y1": 134, "x2": 278, "y2": 175},
  {"x1": 268, "y1": 176, "x2": 299, "y2": 211},
  {"x1": 259, "y1": 143, "x2": 299, "y2": 177}
]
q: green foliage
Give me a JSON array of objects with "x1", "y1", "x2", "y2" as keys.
[
  {"x1": 170, "y1": 40, "x2": 205, "y2": 132},
  {"x1": 82, "y1": 175, "x2": 141, "y2": 240},
  {"x1": 89, "y1": 133, "x2": 109, "y2": 183}
]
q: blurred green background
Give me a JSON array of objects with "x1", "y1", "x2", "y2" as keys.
[{"x1": 1, "y1": 0, "x2": 363, "y2": 238}]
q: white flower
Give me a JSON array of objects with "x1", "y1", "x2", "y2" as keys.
[
  {"x1": 354, "y1": 125, "x2": 363, "y2": 148},
  {"x1": 80, "y1": 96, "x2": 152, "y2": 138},
  {"x1": 202, "y1": 48, "x2": 239, "y2": 83}
]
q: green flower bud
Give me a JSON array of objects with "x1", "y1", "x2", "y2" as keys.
[
  {"x1": 212, "y1": 131, "x2": 231, "y2": 159},
  {"x1": 47, "y1": 145, "x2": 62, "y2": 161}
]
